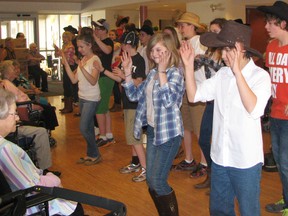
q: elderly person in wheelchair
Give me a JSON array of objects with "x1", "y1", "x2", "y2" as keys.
[
  {"x1": 0, "y1": 60, "x2": 58, "y2": 131},
  {"x1": 12, "y1": 59, "x2": 44, "y2": 97},
  {"x1": 0, "y1": 61, "x2": 60, "y2": 176},
  {"x1": 0, "y1": 88, "x2": 83, "y2": 215}
]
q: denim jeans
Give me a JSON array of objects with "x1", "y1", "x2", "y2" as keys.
[
  {"x1": 270, "y1": 117, "x2": 288, "y2": 208},
  {"x1": 146, "y1": 125, "x2": 181, "y2": 196},
  {"x1": 210, "y1": 162, "x2": 262, "y2": 216},
  {"x1": 79, "y1": 98, "x2": 100, "y2": 158},
  {"x1": 199, "y1": 101, "x2": 214, "y2": 168}
]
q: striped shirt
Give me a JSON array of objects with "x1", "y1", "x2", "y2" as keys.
[
  {"x1": 122, "y1": 66, "x2": 185, "y2": 146},
  {"x1": 0, "y1": 138, "x2": 77, "y2": 215}
]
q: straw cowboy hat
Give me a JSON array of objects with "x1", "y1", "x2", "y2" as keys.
[
  {"x1": 176, "y1": 12, "x2": 206, "y2": 30},
  {"x1": 200, "y1": 20, "x2": 262, "y2": 58},
  {"x1": 258, "y1": 1, "x2": 288, "y2": 22}
]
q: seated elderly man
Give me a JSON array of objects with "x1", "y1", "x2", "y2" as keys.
[{"x1": 27, "y1": 42, "x2": 48, "y2": 92}]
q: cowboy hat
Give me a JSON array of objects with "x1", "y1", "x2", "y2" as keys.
[
  {"x1": 139, "y1": 25, "x2": 154, "y2": 36},
  {"x1": 258, "y1": 1, "x2": 288, "y2": 22},
  {"x1": 63, "y1": 25, "x2": 78, "y2": 35},
  {"x1": 200, "y1": 20, "x2": 262, "y2": 58},
  {"x1": 176, "y1": 12, "x2": 206, "y2": 30},
  {"x1": 115, "y1": 16, "x2": 130, "y2": 27}
]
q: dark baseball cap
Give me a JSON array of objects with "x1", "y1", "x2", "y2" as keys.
[{"x1": 121, "y1": 31, "x2": 139, "y2": 46}]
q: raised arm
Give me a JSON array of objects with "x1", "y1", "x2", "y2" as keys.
[
  {"x1": 180, "y1": 41, "x2": 197, "y2": 102},
  {"x1": 157, "y1": 51, "x2": 171, "y2": 87},
  {"x1": 93, "y1": 60, "x2": 122, "y2": 83},
  {"x1": 79, "y1": 59, "x2": 100, "y2": 86},
  {"x1": 228, "y1": 42, "x2": 257, "y2": 113},
  {"x1": 61, "y1": 51, "x2": 78, "y2": 84},
  {"x1": 121, "y1": 51, "x2": 133, "y2": 83},
  {"x1": 93, "y1": 33, "x2": 113, "y2": 55}
]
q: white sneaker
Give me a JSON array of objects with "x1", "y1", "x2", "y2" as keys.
[
  {"x1": 119, "y1": 163, "x2": 141, "y2": 174},
  {"x1": 132, "y1": 168, "x2": 146, "y2": 182}
]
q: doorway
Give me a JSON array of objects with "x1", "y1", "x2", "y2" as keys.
[
  {"x1": 246, "y1": 7, "x2": 270, "y2": 69},
  {"x1": 0, "y1": 16, "x2": 36, "y2": 47}
]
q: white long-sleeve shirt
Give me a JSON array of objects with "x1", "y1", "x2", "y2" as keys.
[{"x1": 194, "y1": 60, "x2": 271, "y2": 168}]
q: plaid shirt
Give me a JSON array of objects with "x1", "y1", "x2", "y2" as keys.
[{"x1": 122, "y1": 66, "x2": 185, "y2": 146}]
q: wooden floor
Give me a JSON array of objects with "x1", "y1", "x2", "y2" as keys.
[{"x1": 47, "y1": 95, "x2": 282, "y2": 216}]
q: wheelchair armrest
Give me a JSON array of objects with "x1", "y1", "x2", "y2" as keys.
[{"x1": 16, "y1": 101, "x2": 33, "y2": 106}]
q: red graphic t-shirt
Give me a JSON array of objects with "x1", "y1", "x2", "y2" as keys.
[{"x1": 265, "y1": 39, "x2": 288, "y2": 120}]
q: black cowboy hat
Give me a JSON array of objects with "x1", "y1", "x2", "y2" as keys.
[
  {"x1": 115, "y1": 16, "x2": 130, "y2": 27},
  {"x1": 258, "y1": 1, "x2": 288, "y2": 22},
  {"x1": 200, "y1": 20, "x2": 262, "y2": 58},
  {"x1": 63, "y1": 25, "x2": 78, "y2": 35}
]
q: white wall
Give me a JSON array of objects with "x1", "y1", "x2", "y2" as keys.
[
  {"x1": 0, "y1": 2, "x2": 81, "y2": 13},
  {"x1": 186, "y1": 0, "x2": 288, "y2": 26}
]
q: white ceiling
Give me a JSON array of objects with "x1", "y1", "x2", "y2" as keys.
[
  {"x1": 0, "y1": 0, "x2": 89, "y2": 2},
  {"x1": 0, "y1": 0, "x2": 189, "y2": 12}
]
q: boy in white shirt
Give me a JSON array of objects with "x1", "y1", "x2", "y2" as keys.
[{"x1": 180, "y1": 20, "x2": 271, "y2": 216}]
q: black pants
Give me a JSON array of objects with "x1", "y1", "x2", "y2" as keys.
[
  {"x1": 112, "y1": 81, "x2": 121, "y2": 104},
  {"x1": 28, "y1": 65, "x2": 48, "y2": 91},
  {"x1": 63, "y1": 64, "x2": 78, "y2": 98},
  {"x1": 40, "y1": 103, "x2": 59, "y2": 130},
  {"x1": 69, "y1": 203, "x2": 84, "y2": 216}
]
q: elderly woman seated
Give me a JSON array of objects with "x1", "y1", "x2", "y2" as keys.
[
  {"x1": 12, "y1": 60, "x2": 43, "y2": 95},
  {"x1": 0, "y1": 88, "x2": 83, "y2": 215},
  {"x1": 0, "y1": 60, "x2": 58, "y2": 130}
]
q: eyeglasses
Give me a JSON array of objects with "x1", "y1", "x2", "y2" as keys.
[{"x1": 9, "y1": 112, "x2": 19, "y2": 117}]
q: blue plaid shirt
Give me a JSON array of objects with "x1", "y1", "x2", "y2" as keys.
[{"x1": 122, "y1": 66, "x2": 185, "y2": 146}]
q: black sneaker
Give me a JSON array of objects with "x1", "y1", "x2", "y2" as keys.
[
  {"x1": 107, "y1": 137, "x2": 115, "y2": 143},
  {"x1": 265, "y1": 199, "x2": 285, "y2": 213},
  {"x1": 171, "y1": 160, "x2": 197, "y2": 171},
  {"x1": 96, "y1": 138, "x2": 109, "y2": 147}
]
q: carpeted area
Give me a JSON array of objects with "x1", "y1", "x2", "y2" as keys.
[{"x1": 41, "y1": 79, "x2": 63, "y2": 97}]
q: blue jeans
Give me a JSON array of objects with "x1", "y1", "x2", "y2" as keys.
[
  {"x1": 270, "y1": 117, "x2": 288, "y2": 208},
  {"x1": 199, "y1": 101, "x2": 214, "y2": 168},
  {"x1": 210, "y1": 162, "x2": 262, "y2": 216},
  {"x1": 146, "y1": 125, "x2": 181, "y2": 196},
  {"x1": 79, "y1": 98, "x2": 100, "y2": 158}
]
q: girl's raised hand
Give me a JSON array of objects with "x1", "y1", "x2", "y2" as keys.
[
  {"x1": 60, "y1": 50, "x2": 68, "y2": 65},
  {"x1": 158, "y1": 51, "x2": 171, "y2": 73},
  {"x1": 121, "y1": 51, "x2": 132, "y2": 75},
  {"x1": 180, "y1": 41, "x2": 195, "y2": 67}
]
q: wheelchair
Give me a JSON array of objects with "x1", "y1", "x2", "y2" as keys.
[
  {"x1": 16, "y1": 100, "x2": 58, "y2": 147},
  {"x1": 46, "y1": 54, "x2": 61, "y2": 81},
  {"x1": 0, "y1": 169, "x2": 127, "y2": 216},
  {"x1": 6, "y1": 127, "x2": 38, "y2": 168}
]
